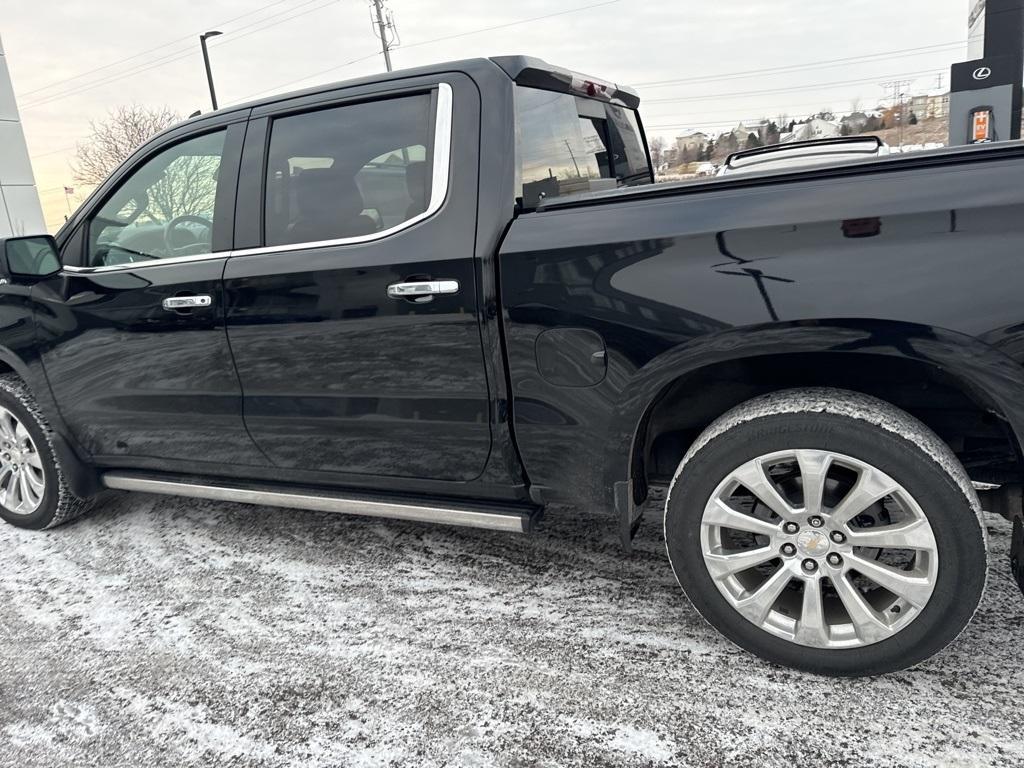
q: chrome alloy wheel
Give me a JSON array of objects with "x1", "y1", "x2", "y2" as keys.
[
  {"x1": 699, "y1": 449, "x2": 939, "y2": 649},
  {"x1": 0, "y1": 406, "x2": 45, "y2": 515}
]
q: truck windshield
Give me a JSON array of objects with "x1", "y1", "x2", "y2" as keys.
[{"x1": 515, "y1": 86, "x2": 652, "y2": 209}]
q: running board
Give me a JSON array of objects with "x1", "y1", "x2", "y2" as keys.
[{"x1": 102, "y1": 472, "x2": 536, "y2": 533}]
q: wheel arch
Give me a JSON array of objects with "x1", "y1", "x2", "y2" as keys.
[
  {"x1": 0, "y1": 345, "x2": 101, "y2": 498},
  {"x1": 606, "y1": 320, "x2": 1024, "y2": 548}
]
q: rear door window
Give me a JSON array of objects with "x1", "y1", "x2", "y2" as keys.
[{"x1": 263, "y1": 93, "x2": 434, "y2": 247}]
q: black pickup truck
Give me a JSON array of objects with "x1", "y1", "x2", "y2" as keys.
[{"x1": 1, "y1": 56, "x2": 1022, "y2": 677}]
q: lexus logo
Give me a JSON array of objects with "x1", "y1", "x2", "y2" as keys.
[{"x1": 973, "y1": 66, "x2": 993, "y2": 81}]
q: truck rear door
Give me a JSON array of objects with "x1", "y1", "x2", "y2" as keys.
[{"x1": 223, "y1": 75, "x2": 493, "y2": 482}]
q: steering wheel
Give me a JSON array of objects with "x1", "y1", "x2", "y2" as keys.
[{"x1": 163, "y1": 215, "x2": 214, "y2": 257}]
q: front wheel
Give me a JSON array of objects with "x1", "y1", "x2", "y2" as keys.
[
  {"x1": 664, "y1": 388, "x2": 987, "y2": 677},
  {"x1": 0, "y1": 374, "x2": 94, "y2": 530}
]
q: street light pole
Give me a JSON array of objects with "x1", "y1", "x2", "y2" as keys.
[{"x1": 199, "y1": 31, "x2": 223, "y2": 111}]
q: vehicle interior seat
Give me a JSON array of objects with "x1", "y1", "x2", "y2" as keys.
[
  {"x1": 405, "y1": 161, "x2": 429, "y2": 221},
  {"x1": 287, "y1": 167, "x2": 378, "y2": 242}
]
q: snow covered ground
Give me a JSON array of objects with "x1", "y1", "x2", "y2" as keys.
[{"x1": 0, "y1": 492, "x2": 1021, "y2": 767}]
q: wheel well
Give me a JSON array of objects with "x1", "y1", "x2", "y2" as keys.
[{"x1": 634, "y1": 352, "x2": 1023, "y2": 506}]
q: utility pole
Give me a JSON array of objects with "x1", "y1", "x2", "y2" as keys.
[
  {"x1": 879, "y1": 79, "x2": 913, "y2": 148},
  {"x1": 564, "y1": 140, "x2": 581, "y2": 177},
  {"x1": 370, "y1": 0, "x2": 395, "y2": 72}
]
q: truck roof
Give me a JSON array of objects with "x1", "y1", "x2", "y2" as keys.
[{"x1": 186, "y1": 55, "x2": 640, "y2": 125}]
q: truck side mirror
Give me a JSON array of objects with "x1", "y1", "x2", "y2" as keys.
[{"x1": 1, "y1": 235, "x2": 62, "y2": 279}]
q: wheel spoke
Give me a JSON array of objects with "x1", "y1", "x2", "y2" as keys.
[
  {"x1": 734, "y1": 567, "x2": 793, "y2": 625},
  {"x1": 0, "y1": 413, "x2": 16, "y2": 441},
  {"x1": 829, "y1": 466, "x2": 899, "y2": 528},
  {"x1": 703, "y1": 546, "x2": 778, "y2": 580},
  {"x1": 18, "y1": 471, "x2": 35, "y2": 507},
  {"x1": 831, "y1": 571, "x2": 894, "y2": 644},
  {"x1": 795, "y1": 576, "x2": 830, "y2": 647},
  {"x1": 845, "y1": 519, "x2": 936, "y2": 550},
  {"x1": 845, "y1": 553, "x2": 933, "y2": 609},
  {"x1": 730, "y1": 459, "x2": 798, "y2": 521},
  {"x1": 14, "y1": 421, "x2": 31, "y2": 448},
  {"x1": 23, "y1": 468, "x2": 44, "y2": 497},
  {"x1": 8, "y1": 469, "x2": 23, "y2": 510},
  {"x1": 24, "y1": 450, "x2": 43, "y2": 470},
  {"x1": 704, "y1": 498, "x2": 781, "y2": 538},
  {"x1": 796, "y1": 450, "x2": 831, "y2": 516}
]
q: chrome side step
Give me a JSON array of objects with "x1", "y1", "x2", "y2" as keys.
[{"x1": 102, "y1": 472, "x2": 534, "y2": 533}]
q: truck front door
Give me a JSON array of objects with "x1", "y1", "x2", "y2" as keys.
[
  {"x1": 224, "y1": 77, "x2": 493, "y2": 482},
  {"x1": 33, "y1": 120, "x2": 268, "y2": 470}
]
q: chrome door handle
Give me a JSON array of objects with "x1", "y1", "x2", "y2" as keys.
[
  {"x1": 386, "y1": 280, "x2": 460, "y2": 300},
  {"x1": 162, "y1": 295, "x2": 213, "y2": 311}
]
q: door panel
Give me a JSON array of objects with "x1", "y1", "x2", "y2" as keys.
[
  {"x1": 35, "y1": 119, "x2": 267, "y2": 467},
  {"x1": 225, "y1": 77, "x2": 492, "y2": 482},
  {"x1": 224, "y1": 249, "x2": 489, "y2": 480},
  {"x1": 33, "y1": 259, "x2": 265, "y2": 466}
]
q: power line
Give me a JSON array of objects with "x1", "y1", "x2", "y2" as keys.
[
  {"x1": 228, "y1": 0, "x2": 628, "y2": 104},
  {"x1": 19, "y1": 0, "x2": 299, "y2": 97},
  {"x1": 643, "y1": 69, "x2": 944, "y2": 105},
  {"x1": 228, "y1": 51, "x2": 381, "y2": 103},
  {"x1": 21, "y1": 0, "x2": 337, "y2": 110},
  {"x1": 633, "y1": 40, "x2": 968, "y2": 89},
  {"x1": 399, "y1": 0, "x2": 624, "y2": 50}
]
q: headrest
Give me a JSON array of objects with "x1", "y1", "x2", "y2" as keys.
[{"x1": 405, "y1": 161, "x2": 429, "y2": 205}]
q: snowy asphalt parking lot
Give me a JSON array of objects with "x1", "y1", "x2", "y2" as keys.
[{"x1": 1, "y1": 491, "x2": 1022, "y2": 767}]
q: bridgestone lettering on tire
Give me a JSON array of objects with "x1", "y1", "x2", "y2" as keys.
[
  {"x1": 664, "y1": 388, "x2": 987, "y2": 677},
  {"x1": 0, "y1": 374, "x2": 93, "y2": 530}
]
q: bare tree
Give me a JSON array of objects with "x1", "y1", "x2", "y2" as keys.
[
  {"x1": 73, "y1": 105, "x2": 180, "y2": 186},
  {"x1": 649, "y1": 136, "x2": 666, "y2": 167}
]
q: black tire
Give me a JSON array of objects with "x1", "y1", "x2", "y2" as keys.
[
  {"x1": 664, "y1": 388, "x2": 987, "y2": 677},
  {"x1": 0, "y1": 374, "x2": 94, "y2": 530}
]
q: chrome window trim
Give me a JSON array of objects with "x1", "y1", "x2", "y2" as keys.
[
  {"x1": 62, "y1": 82, "x2": 454, "y2": 275},
  {"x1": 62, "y1": 251, "x2": 226, "y2": 274}
]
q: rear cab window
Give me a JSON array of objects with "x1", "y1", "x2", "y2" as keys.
[{"x1": 515, "y1": 86, "x2": 652, "y2": 209}]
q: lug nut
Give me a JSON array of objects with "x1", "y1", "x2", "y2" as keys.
[
  {"x1": 802, "y1": 559, "x2": 818, "y2": 573},
  {"x1": 826, "y1": 553, "x2": 843, "y2": 567},
  {"x1": 781, "y1": 543, "x2": 797, "y2": 557},
  {"x1": 830, "y1": 531, "x2": 846, "y2": 544},
  {"x1": 808, "y1": 516, "x2": 824, "y2": 528},
  {"x1": 783, "y1": 522, "x2": 800, "y2": 535}
]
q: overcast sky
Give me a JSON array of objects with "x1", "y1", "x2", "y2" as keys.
[{"x1": 4, "y1": 0, "x2": 970, "y2": 230}]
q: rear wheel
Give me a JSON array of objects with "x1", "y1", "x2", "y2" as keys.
[
  {"x1": 664, "y1": 388, "x2": 987, "y2": 676},
  {"x1": 0, "y1": 374, "x2": 93, "y2": 530}
]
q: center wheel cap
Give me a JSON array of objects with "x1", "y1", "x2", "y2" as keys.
[{"x1": 795, "y1": 529, "x2": 830, "y2": 557}]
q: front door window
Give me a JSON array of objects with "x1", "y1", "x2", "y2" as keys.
[{"x1": 86, "y1": 130, "x2": 226, "y2": 267}]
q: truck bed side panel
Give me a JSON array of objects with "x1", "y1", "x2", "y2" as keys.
[{"x1": 498, "y1": 151, "x2": 1024, "y2": 513}]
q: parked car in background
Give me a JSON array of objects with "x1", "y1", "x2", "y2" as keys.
[
  {"x1": 717, "y1": 135, "x2": 890, "y2": 176},
  {"x1": 0, "y1": 56, "x2": 1021, "y2": 677}
]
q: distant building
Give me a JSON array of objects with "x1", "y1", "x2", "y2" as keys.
[
  {"x1": 674, "y1": 131, "x2": 707, "y2": 159},
  {"x1": 841, "y1": 111, "x2": 871, "y2": 134},
  {"x1": 780, "y1": 117, "x2": 842, "y2": 143},
  {"x1": 910, "y1": 93, "x2": 950, "y2": 120},
  {"x1": 0, "y1": 34, "x2": 45, "y2": 237}
]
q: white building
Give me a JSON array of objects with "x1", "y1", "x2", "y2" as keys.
[
  {"x1": 969, "y1": 0, "x2": 986, "y2": 59},
  {"x1": 0, "y1": 34, "x2": 45, "y2": 238},
  {"x1": 780, "y1": 117, "x2": 842, "y2": 144}
]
